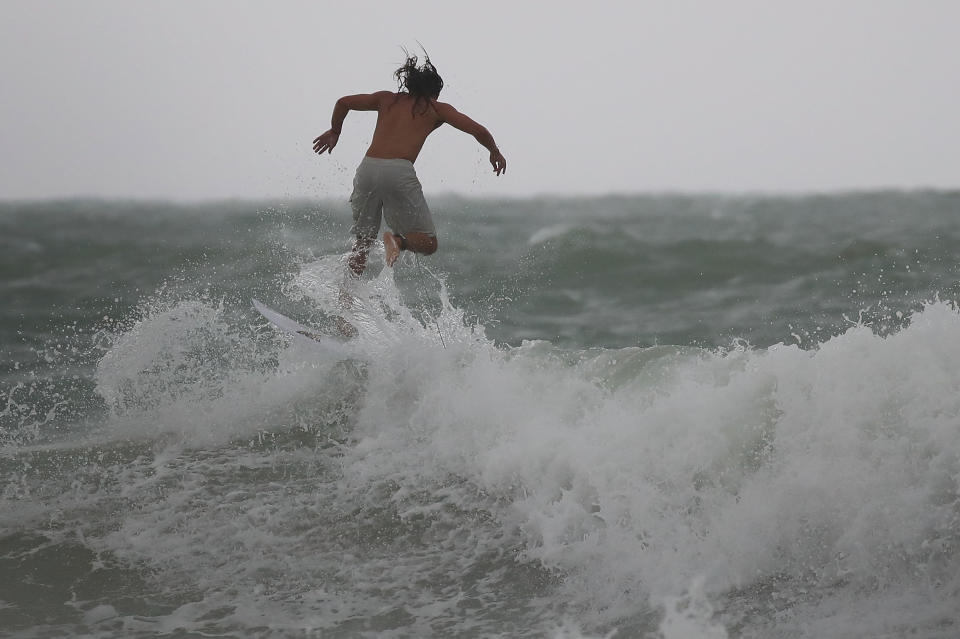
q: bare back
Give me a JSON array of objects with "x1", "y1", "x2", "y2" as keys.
[{"x1": 365, "y1": 92, "x2": 443, "y2": 163}]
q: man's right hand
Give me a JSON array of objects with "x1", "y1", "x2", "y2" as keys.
[
  {"x1": 490, "y1": 149, "x2": 506, "y2": 176},
  {"x1": 312, "y1": 130, "x2": 340, "y2": 155}
]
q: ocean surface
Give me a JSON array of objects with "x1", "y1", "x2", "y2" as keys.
[{"x1": 1, "y1": 192, "x2": 959, "y2": 638}]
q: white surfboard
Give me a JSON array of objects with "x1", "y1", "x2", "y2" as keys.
[{"x1": 252, "y1": 298, "x2": 360, "y2": 360}]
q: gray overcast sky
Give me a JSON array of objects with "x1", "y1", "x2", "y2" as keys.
[{"x1": 1, "y1": 1, "x2": 958, "y2": 200}]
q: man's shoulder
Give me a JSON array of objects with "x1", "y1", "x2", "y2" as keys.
[
  {"x1": 432, "y1": 101, "x2": 458, "y2": 116},
  {"x1": 372, "y1": 90, "x2": 398, "y2": 102}
]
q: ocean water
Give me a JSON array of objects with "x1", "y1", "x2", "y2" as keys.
[{"x1": 1, "y1": 192, "x2": 959, "y2": 638}]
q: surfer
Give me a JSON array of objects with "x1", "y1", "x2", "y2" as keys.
[{"x1": 312, "y1": 53, "x2": 506, "y2": 276}]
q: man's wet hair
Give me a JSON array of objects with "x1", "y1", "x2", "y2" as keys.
[{"x1": 395, "y1": 53, "x2": 443, "y2": 114}]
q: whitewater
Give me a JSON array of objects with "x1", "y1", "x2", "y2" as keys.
[{"x1": 1, "y1": 193, "x2": 959, "y2": 637}]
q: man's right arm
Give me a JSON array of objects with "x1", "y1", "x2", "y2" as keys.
[{"x1": 435, "y1": 102, "x2": 506, "y2": 175}]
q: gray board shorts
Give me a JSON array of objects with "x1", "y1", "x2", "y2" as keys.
[{"x1": 350, "y1": 156, "x2": 436, "y2": 238}]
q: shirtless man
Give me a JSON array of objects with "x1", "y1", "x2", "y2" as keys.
[{"x1": 312, "y1": 55, "x2": 506, "y2": 276}]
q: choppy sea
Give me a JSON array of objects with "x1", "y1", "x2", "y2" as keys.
[{"x1": 2, "y1": 192, "x2": 959, "y2": 638}]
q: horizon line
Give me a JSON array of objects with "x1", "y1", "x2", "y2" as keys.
[{"x1": 2, "y1": 185, "x2": 959, "y2": 206}]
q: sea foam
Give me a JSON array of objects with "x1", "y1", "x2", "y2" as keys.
[{"x1": 86, "y1": 260, "x2": 960, "y2": 635}]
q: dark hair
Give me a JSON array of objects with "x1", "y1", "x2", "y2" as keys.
[{"x1": 394, "y1": 53, "x2": 443, "y2": 115}]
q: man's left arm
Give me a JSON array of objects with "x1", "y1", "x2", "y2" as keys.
[{"x1": 313, "y1": 92, "x2": 390, "y2": 155}]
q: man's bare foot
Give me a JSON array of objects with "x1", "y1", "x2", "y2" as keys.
[{"x1": 383, "y1": 232, "x2": 402, "y2": 267}]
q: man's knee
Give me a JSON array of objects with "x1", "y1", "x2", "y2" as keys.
[{"x1": 405, "y1": 232, "x2": 437, "y2": 255}]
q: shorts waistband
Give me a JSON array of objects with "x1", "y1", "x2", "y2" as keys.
[{"x1": 360, "y1": 156, "x2": 415, "y2": 167}]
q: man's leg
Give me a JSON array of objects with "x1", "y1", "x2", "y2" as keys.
[
  {"x1": 380, "y1": 161, "x2": 436, "y2": 267},
  {"x1": 348, "y1": 235, "x2": 376, "y2": 277},
  {"x1": 383, "y1": 231, "x2": 437, "y2": 267}
]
